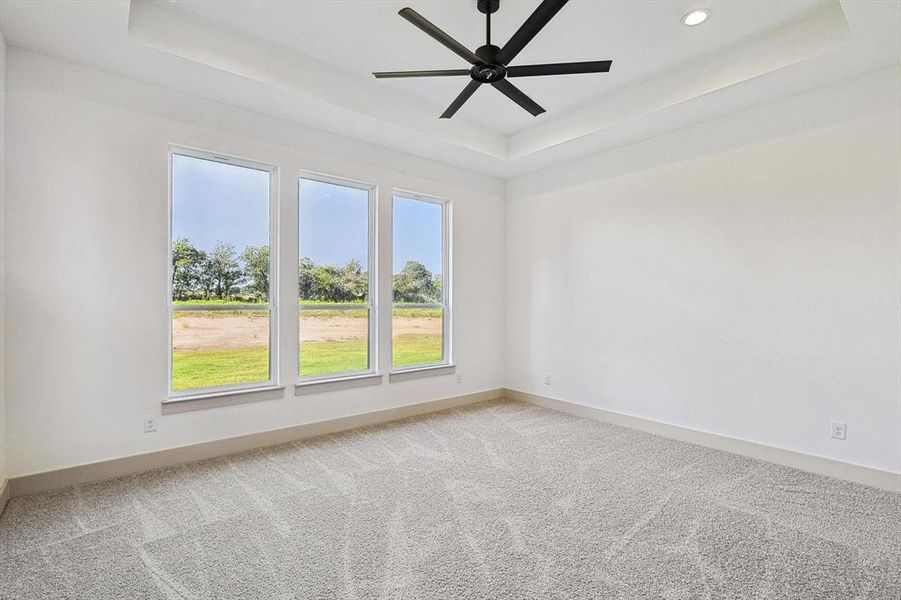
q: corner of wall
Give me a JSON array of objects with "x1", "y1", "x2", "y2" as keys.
[
  {"x1": 0, "y1": 29, "x2": 8, "y2": 488},
  {"x1": 500, "y1": 178, "x2": 510, "y2": 389}
]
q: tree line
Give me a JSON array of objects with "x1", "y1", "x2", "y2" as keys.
[
  {"x1": 172, "y1": 238, "x2": 441, "y2": 303},
  {"x1": 172, "y1": 238, "x2": 269, "y2": 302}
]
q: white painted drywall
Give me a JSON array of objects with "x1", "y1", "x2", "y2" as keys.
[
  {"x1": 505, "y1": 109, "x2": 901, "y2": 474},
  {"x1": 3, "y1": 44, "x2": 899, "y2": 480},
  {"x1": 2, "y1": 49, "x2": 505, "y2": 477}
]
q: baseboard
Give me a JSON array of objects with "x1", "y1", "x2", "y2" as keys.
[
  {"x1": 8, "y1": 388, "x2": 504, "y2": 498},
  {"x1": 506, "y1": 388, "x2": 901, "y2": 493},
  {"x1": 11, "y1": 387, "x2": 896, "y2": 499},
  {"x1": 0, "y1": 479, "x2": 9, "y2": 516}
]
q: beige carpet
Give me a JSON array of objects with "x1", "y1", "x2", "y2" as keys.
[{"x1": 1, "y1": 400, "x2": 899, "y2": 599}]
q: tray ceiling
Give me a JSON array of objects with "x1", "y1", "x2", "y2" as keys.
[{"x1": 1, "y1": 0, "x2": 898, "y2": 177}]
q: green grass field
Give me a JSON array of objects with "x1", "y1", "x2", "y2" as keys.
[
  {"x1": 172, "y1": 333, "x2": 442, "y2": 390},
  {"x1": 172, "y1": 345, "x2": 269, "y2": 390},
  {"x1": 390, "y1": 333, "x2": 443, "y2": 368}
]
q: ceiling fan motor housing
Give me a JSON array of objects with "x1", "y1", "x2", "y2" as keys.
[
  {"x1": 472, "y1": 44, "x2": 505, "y2": 82},
  {"x1": 471, "y1": 63, "x2": 506, "y2": 83},
  {"x1": 477, "y1": 0, "x2": 500, "y2": 14}
]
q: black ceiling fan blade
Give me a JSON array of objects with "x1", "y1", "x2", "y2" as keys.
[
  {"x1": 398, "y1": 8, "x2": 481, "y2": 65},
  {"x1": 440, "y1": 80, "x2": 482, "y2": 119},
  {"x1": 495, "y1": 0, "x2": 569, "y2": 66},
  {"x1": 507, "y1": 60, "x2": 612, "y2": 77},
  {"x1": 491, "y1": 79, "x2": 545, "y2": 116},
  {"x1": 373, "y1": 69, "x2": 470, "y2": 79}
]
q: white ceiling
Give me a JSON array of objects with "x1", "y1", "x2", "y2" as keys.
[
  {"x1": 1, "y1": 0, "x2": 899, "y2": 178},
  {"x1": 166, "y1": 0, "x2": 829, "y2": 135}
]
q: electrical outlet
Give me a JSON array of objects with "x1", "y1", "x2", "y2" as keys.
[
  {"x1": 456, "y1": 374, "x2": 463, "y2": 384},
  {"x1": 143, "y1": 415, "x2": 158, "y2": 434},
  {"x1": 544, "y1": 373, "x2": 552, "y2": 385},
  {"x1": 831, "y1": 421, "x2": 846, "y2": 440}
]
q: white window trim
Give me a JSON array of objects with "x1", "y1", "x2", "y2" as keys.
[
  {"x1": 167, "y1": 145, "x2": 280, "y2": 400},
  {"x1": 298, "y1": 170, "x2": 378, "y2": 383},
  {"x1": 390, "y1": 188, "x2": 452, "y2": 373}
]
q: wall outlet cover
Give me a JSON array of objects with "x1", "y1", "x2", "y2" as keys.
[
  {"x1": 831, "y1": 421, "x2": 846, "y2": 440},
  {"x1": 143, "y1": 415, "x2": 158, "y2": 433}
]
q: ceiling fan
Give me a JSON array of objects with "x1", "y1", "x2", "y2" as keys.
[{"x1": 372, "y1": 0, "x2": 612, "y2": 119}]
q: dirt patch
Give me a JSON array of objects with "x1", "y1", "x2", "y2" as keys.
[
  {"x1": 173, "y1": 314, "x2": 268, "y2": 351},
  {"x1": 173, "y1": 314, "x2": 440, "y2": 350},
  {"x1": 387, "y1": 317, "x2": 441, "y2": 338}
]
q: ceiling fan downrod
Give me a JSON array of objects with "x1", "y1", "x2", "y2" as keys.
[{"x1": 479, "y1": 0, "x2": 499, "y2": 44}]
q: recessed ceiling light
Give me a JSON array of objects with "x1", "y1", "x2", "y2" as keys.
[{"x1": 682, "y1": 9, "x2": 710, "y2": 26}]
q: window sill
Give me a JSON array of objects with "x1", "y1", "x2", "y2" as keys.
[
  {"x1": 163, "y1": 385, "x2": 285, "y2": 414},
  {"x1": 295, "y1": 373, "x2": 384, "y2": 395},
  {"x1": 389, "y1": 364, "x2": 456, "y2": 383}
]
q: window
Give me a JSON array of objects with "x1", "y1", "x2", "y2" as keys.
[
  {"x1": 392, "y1": 192, "x2": 450, "y2": 369},
  {"x1": 169, "y1": 148, "x2": 277, "y2": 396},
  {"x1": 299, "y1": 173, "x2": 376, "y2": 380}
]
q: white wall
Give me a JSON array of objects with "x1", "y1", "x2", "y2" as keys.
[
  {"x1": 506, "y1": 109, "x2": 901, "y2": 474},
  {"x1": 4, "y1": 45, "x2": 899, "y2": 480},
  {"x1": 3, "y1": 49, "x2": 505, "y2": 478}
]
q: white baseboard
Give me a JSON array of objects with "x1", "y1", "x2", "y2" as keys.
[
  {"x1": 9, "y1": 387, "x2": 898, "y2": 499},
  {"x1": 8, "y1": 388, "x2": 504, "y2": 498},
  {"x1": 506, "y1": 388, "x2": 901, "y2": 493},
  {"x1": 0, "y1": 479, "x2": 9, "y2": 516}
]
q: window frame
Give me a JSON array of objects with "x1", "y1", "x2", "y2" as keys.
[
  {"x1": 167, "y1": 145, "x2": 279, "y2": 399},
  {"x1": 391, "y1": 188, "x2": 452, "y2": 372},
  {"x1": 298, "y1": 170, "x2": 378, "y2": 383}
]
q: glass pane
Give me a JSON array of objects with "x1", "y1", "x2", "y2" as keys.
[
  {"x1": 300, "y1": 309, "x2": 369, "y2": 377},
  {"x1": 393, "y1": 307, "x2": 443, "y2": 367},
  {"x1": 393, "y1": 196, "x2": 442, "y2": 303},
  {"x1": 299, "y1": 178, "x2": 370, "y2": 304},
  {"x1": 172, "y1": 310, "x2": 270, "y2": 391},
  {"x1": 171, "y1": 154, "x2": 271, "y2": 304}
]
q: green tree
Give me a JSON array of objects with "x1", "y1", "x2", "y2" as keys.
[
  {"x1": 298, "y1": 258, "x2": 370, "y2": 303},
  {"x1": 208, "y1": 242, "x2": 243, "y2": 299},
  {"x1": 312, "y1": 264, "x2": 343, "y2": 301},
  {"x1": 299, "y1": 256, "x2": 316, "y2": 302},
  {"x1": 197, "y1": 256, "x2": 216, "y2": 300},
  {"x1": 432, "y1": 273, "x2": 443, "y2": 302},
  {"x1": 341, "y1": 259, "x2": 368, "y2": 302},
  {"x1": 241, "y1": 245, "x2": 269, "y2": 301},
  {"x1": 393, "y1": 260, "x2": 438, "y2": 303},
  {"x1": 171, "y1": 237, "x2": 205, "y2": 300}
]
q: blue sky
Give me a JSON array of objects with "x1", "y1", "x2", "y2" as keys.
[
  {"x1": 299, "y1": 178, "x2": 369, "y2": 269},
  {"x1": 299, "y1": 182, "x2": 442, "y2": 273},
  {"x1": 392, "y1": 196, "x2": 441, "y2": 274},
  {"x1": 172, "y1": 154, "x2": 269, "y2": 252},
  {"x1": 173, "y1": 154, "x2": 442, "y2": 274}
]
